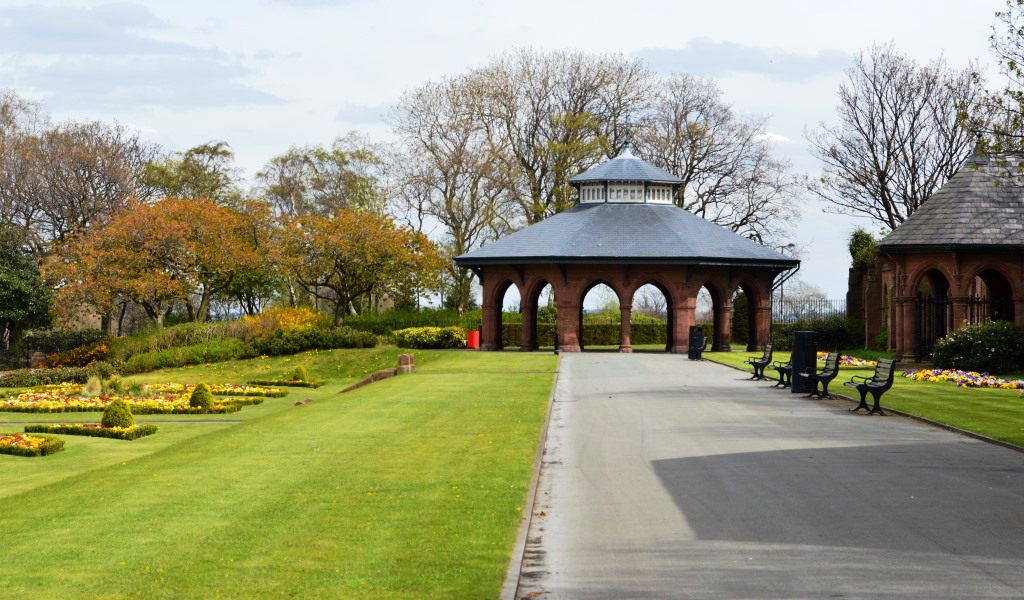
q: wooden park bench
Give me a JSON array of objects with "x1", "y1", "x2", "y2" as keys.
[
  {"x1": 770, "y1": 358, "x2": 792, "y2": 388},
  {"x1": 844, "y1": 358, "x2": 897, "y2": 416},
  {"x1": 744, "y1": 344, "x2": 773, "y2": 381},
  {"x1": 797, "y1": 351, "x2": 840, "y2": 399}
]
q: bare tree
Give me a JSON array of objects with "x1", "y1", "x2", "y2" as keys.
[
  {"x1": 254, "y1": 132, "x2": 384, "y2": 216},
  {"x1": 388, "y1": 75, "x2": 515, "y2": 311},
  {"x1": 983, "y1": 0, "x2": 1024, "y2": 148},
  {"x1": 633, "y1": 75, "x2": 801, "y2": 243},
  {"x1": 475, "y1": 49, "x2": 653, "y2": 223},
  {"x1": 806, "y1": 43, "x2": 989, "y2": 231}
]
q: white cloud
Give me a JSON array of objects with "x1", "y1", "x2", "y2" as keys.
[
  {"x1": 637, "y1": 38, "x2": 851, "y2": 82},
  {"x1": 336, "y1": 102, "x2": 389, "y2": 124}
]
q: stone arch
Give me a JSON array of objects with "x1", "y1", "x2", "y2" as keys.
[
  {"x1": 577, "y1": 279, "x2": 623, "y2": 351},
  {"x1": 521, "y1": 278, "x2": 556, "y2": 350},
  {"x1": 630, "y1": 279, "x2": 675, "y2": 351},
  {"x1": 913, "y1": 267, "x2": 952, "y2": 359},
  {"x1": 964, "y1": 266, "x2": 1015, "y2": 324},
  {"x1": 732, "y1": 281, "x2": 766, "y2": 351},
  {"x1": 485, "y1": 278, "x2": 519, "y2": 351},
  {"x1": 699, "y1": 280, "x2": 733, "y2": 351}
]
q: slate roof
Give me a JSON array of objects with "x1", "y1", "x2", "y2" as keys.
[
  {"x1": 454, "y1": 203, "x2": 798, "y2": 267},
  {"x1": 878, "y1": 152, "x2": 1024, "y2": 253},
  {"x1": 568, "y1": 147, "x2": 683, "y2": 186}
]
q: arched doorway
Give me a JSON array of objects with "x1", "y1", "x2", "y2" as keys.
[
  {"x1": 631, "y1": 282, "x2": 673, "y2": 351},
  {"x1": 916, "y1": 269, "x2": 951, "y2": 358},
  {"x1": 701, "y1": 282, "x2": 731, "y2": 351},
  {"x1": 968, "y1": 268, "x2": 1014, "y2": 324},
  {"x1": 731, "y1": 285, "x2": 760, "y2": 351},
  {"x1": 523, "y1": 280, "x2": 557, "y2": 350},
  {"x1": 579, "y1": 282, "x2": 621, "y2": 351},
  {"x1": 484, "y1": 279, "x2": 518, "y2": 351}
]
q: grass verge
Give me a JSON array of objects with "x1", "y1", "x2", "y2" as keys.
[
  {"x1": 705, "y1": 348, "x2": 1024, "y2": 448},
  {"x1": 0, "y1": 348, "x2": 557, "y2": 598}
]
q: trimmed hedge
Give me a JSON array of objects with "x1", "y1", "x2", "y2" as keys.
[
  {"x1": 247, "y1": 379, "x2": 325, "y2": 389},
  {"x1": 0, "y1": 433, "x2": 65, "y2": 457},
  {"x1": 0, "y1": 363, "x2": 120, "y2": 388},
  {"x1": 393, "y1": 326, "x2": 466, "y2": 349},
  {"x1": 346, "y1": 309, "x2": 483, "y2": 336},
  {"x1": 499, "y1": 322, "x2": 672, "y2": 347},
  {"x1": 25, "y1": 423, "x2": 158, "y2": 441},
  {"x1": 770, "y1": 317, "x2": 861, "y2": 351},
  {"x1": 932, "y1": 321, "x2": 1024, "y2": 373},
  {"x1": 247, "y1": 327, "x2": 377, "y2": 356},
  {"x1": 122, "y1": 338, "x2": 245, "y2": 374}
]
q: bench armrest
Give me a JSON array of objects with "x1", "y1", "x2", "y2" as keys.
[{"x1": 849, "y1": 375, "x2": 870, "y2": 383}]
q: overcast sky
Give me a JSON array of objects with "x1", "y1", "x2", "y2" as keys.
[{"x1": 0, "y1": 0, "x2": 1008, "y2": 299}]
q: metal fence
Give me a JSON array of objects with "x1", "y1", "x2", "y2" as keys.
[{"x1": 772, "y1": 297, "x2": 847, "y2": 322}]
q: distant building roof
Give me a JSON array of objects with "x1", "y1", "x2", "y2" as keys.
[
  {"x1": 878, "y1": 152, "x2": 1024, "y2": 253},
  {"x1": 455, "y1": 203, "x2": 797, "y2": 267},
  {"x1": 568, "y1": 147, "x2": 683, "y2": 186}
]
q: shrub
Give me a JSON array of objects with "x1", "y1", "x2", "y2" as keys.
[
  {"x1": 25, "y1": 423, "x2": 158, "y2": 440},
  {"x1": 346, "y1": 308, "x2": 482, "y2": 336},
  {"x1": 121, "y1": 338, "x2": 245, "y2": 374},
  {"x1": 247, "y1": 379, "x2": 324, "y2": 389},
  {"x1": 932, "y1": 321, "x2": 1024, "y2": 374},
  {"x1": 0, "y1": 363, "x2": 120, "y2": 388},
  {"x1": 771, "y1": 317, "x2": 860, "y2": 351},
  {"x1": 246, "y1": 327, "x2": 376, "y2": 356},
  {"x1": 101, "y1": 399, "x2": 134, "y2": 428},
  {"x1": 189, "y1": 384, "x2": 214, "y2": 409},
  {"x1": 393, "y1": 326, "x2": 466, "y2": 349},
  {"x1": 83, "y1": 376, "x2": 102, "y2": 397},
  {"x1": 42, "y1": 342, "x2": 110, "y2": 368},
  {"x1": 292, "y1": 365, "x2": 308, "y2": 382}
]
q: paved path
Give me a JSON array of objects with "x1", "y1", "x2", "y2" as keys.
[{"x1": 513, "y1": 353, "x2": 1024, "y2": 599}]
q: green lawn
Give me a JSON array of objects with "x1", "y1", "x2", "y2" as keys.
[
  {"x1": 0, "y1": 348, "x2": 557, "y2": 599},
  {"x1": 706, "y1": 348, "x2": 1024, "y2": 448}
]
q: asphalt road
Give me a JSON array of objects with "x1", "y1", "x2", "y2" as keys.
[{"x1": 512, "y1": 353, "x2": 1024, "y2": 599}]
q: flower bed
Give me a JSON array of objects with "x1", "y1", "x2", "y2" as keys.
[
  {"x1": 141, "y1": 383, "x2": 287, "y2": 397},
  {"x1": 816, "y1": 352, "x2": 878, "y2": 367},
  {"x1": 0, "y1": 433, "x2": 65, "y2": 457},
  {"x1": 246, "y1": 379, "x2": 324, "y2": 389},
  {"x1": 24, "y1": 423, "x2": 158, "y2": 440},
  {"x1": 0, "y1": 391, "x2": 257, "y2": 414},
  {"x1": 902, "y1": 368, "x2": 1024, "y2": 390}
]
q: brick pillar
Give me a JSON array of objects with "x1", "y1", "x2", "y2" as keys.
[
  {"x1": 670, "y1": 295, "x2": 694, "y2": 354},
  {"x1": 713, "y1": 300, "x2": 733, "y2": 351},
  {"x1": 1015, "y1": 300, "x2": 1024, "y2": 330},
  {"x1": 896, "y1": 296, "x2": 917, "y2": 362},
  {"x1": 950, "y1": 297, "x2": 969, "y2": 332},
  {"x1": 557, "y1": 304, "x2": 581, "y2": 352},
  {"x1": 520, "y1": 305, "x2": 535, "y2": 352},
  {"x1": 753, "y1": 305, "x2": 771, "y2": 350},
  {"x1": 619, "y1": 305, "x2": 633, "y2": 353}
]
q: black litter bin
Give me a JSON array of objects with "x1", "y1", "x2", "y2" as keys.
[
  {"x1": 688, "y1": 325, "x2": 705, "y2": 360},
  {"x1": 790, "y1": 331, "x2": 817, "y2": 394}
]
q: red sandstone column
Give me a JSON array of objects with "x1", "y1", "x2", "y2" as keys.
[
  {"x1": 896, "y1": 296, "x2": 917, "y2": 362},
  {"x1": 670, "y1": 296, "x2": 694, "y2": 354},
  {"x1": 754, "y1": 305, "x2": 771, "y2": 349},
  {"x1": 481, "y1": 303, "x2": 501, "y2": 351},
  {"x1": 619, "y1": 305, "x2": 633, "y2": 353},
  {"x1": 1015, "y1": 300, "x2": 1024, "y2": 330},
  {"x1": 557, "y1": 303, "x2": 581, "y2": 352},
  {"x1": 713, "y1": 301, "x2": 733, "y2": 351},
  {"x1": 950, "y1": 297, "x2": 968, "y2": 332},
  {"x1": 520, "y1": 305, "x2": 535, "y2": 352}
]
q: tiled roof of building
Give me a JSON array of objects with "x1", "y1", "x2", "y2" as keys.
[
  {"x1": 878, "y1": 152, "x2": 1024, "y2": 252},
  {"x1": 568, "y1": 147, "x2": 683, "y2": 186},
  {"x1": 454, "y1": 203, "x2": 798, "y2": 267}
]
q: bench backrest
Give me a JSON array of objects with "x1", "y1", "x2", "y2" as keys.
[
  {"x1": 822, "y1": 352, "x2": 839, "y2": 374},
  {"x1": 762, "y1": 344, "x2": 773, "y2": 360},
  {"x1": 871, "y1": 358, "x2": 897, "y2": 390}
]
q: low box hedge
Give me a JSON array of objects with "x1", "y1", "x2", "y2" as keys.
[
  {"x1": 0, "y1": 433, "x2": 65, "y2": 457},
  {"x1": 0, "y1": 363, "x2": 120, "y2": 388},
  {"x1": 25, "y1": 423, "x2": 158, "y2": 441},
  {"x1": 393, "y1": 326, "x2": 467, "y2": 349},
  {"x1": 247, "y1": 379, "x2": 325, "y2": 389}
]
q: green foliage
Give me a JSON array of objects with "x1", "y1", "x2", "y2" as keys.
[
  {"x1": 246, "y1": 327, "x2": 377, "y2": 356},
  {"x1": 849, "y1": 228, "x2": 878, "y2": 269},
  {"x1": 24, "y1": 423, "x2": 158, "y2": 441},
  {"x1": 247, "y1": 379, "x2": 324, "y2": 389},
  {"x1": 771, "y1": 317, "x2": 861, "y2": 351},
  {"x1": 0, "y1": 225, "x2": 52, "y2": 346},
  {"x1": 731, "y1": 292, "x2": 750, "y2": 344},
  {"x1": 0, "y1": 363, "x2": 120, "y2": 388},
  {"x1": 291, "y1": 366, "x2": 308, "y2": 382},
  {"x1": 189, "y1": 384, "x2": 214, "y2": 409},
  {"x1": 393, "y1": 326, "x2": 467, "y2": 349},
  {"x1": 23, "y1": 329, "x2": 109, "y2": 354},
  {"x1": 121, "y1": 338, "x2": 245, "y2": 374},
  {"x1": 875, "y1": 295, "x2": 889, "y2": 351},
  {"x1": 932, "y1": 321, "x2": 1024, "y2": 374},
  {"x1": 345, "y1": 308, "x2": 483, "y2": 335},
  {"x1": 101, "y1": 399, "x2": 135, "y2": 428}
]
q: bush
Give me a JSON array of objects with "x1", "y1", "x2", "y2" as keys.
[
  {"x1": 292, "y1": 365, "x2": 308, "y2": 382},
  {"x1": 771, "y1": 317, "x2": 860, "y2": 351},
  {"x1": 0, "y1": 362, "x2": 120, "y2": 388},
  {"x1": 393, "y1": 326, "x2": 467, "y2": 349},
  {"x1": 24, "y1": 329, "x2": 109, "y2": 354},
  {"x1": 42, "y1": 342, "x2": 110, "y2": 368},
  {"x1": 246, "y1": 327, "x2": 376, "y2": 356},
  {"x1": 83, "y1": 376, "x2": 102, "y2": 397},
  {"x1": 346, "y1": 308, "x2": 482, "y2": 336},
  {"x1": 25, "y1": 423, "x2": 158, "y2": 440},
  {"x1": 101, "y1": 399, "x2": 134, "y2": 428},
  {"x1": 189, "y1": 384, "x2": 214, "y2": 409},
  {"x1": 932, "y1": 321, "x2": 1024, "y2": 374},
  {"x1": 121, "y1": 338, "x2": 245, "y2": 374},
  {"x1": 247, "y1": 379, "x2": 324, "y2": 389}
]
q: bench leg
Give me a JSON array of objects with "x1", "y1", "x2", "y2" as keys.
[
  {"x1": 820, "y1": 380, "x2": 834, "y2": 400},
  {"x1": 867, "y1": 391, "x2": 887, "y2": 416},
  {"x1": 805, "y1": 379, "x2": 822, "y2": 399},
  {"x1": 850, "y1": 388, "x2": 870, "y2": 413}
]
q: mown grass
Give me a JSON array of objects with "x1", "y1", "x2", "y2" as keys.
[
  {"x1": 706, "y1": 348, "x2": 1024, "y2": 448},
  {"x1": 0, "y1": 348, "x2": 557, "y2": 599}
]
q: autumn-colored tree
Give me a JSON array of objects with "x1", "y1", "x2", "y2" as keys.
[
  {"x1": 44, "y1": 198, "x2": 268, "y2": 326},
  {"x1": 277, "y1": 210, "x2": 445, "y2": 325}
]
